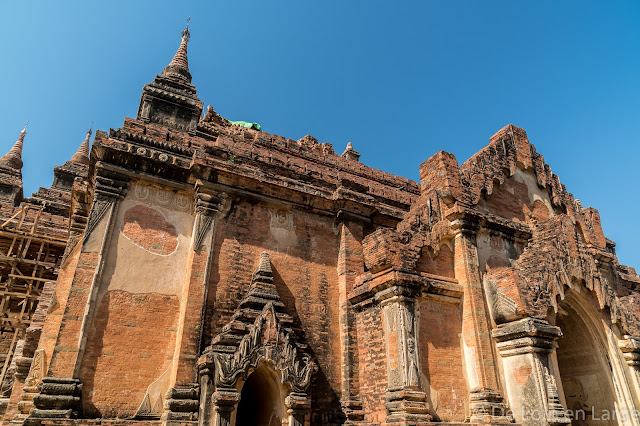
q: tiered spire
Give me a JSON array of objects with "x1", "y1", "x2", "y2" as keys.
[
  {"x1": 137, "y1": 18, "x2": 202, "y2": 135},
  {"x1": 71, "y1": 127, "x2": 92, "y2": 165},
  {"x1": 169, "y1": 18, "x2": 190, "y2": 70},
  {"x1": 161, "y1": 18, "x2": 192, "y2": 83},
  {"x1": 1, "y1": 124, "x2": 27, "y2": 170}
]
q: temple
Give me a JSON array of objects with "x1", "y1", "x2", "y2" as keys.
[{"x1": 0, "y1": 23, "x2": 639, "y2": 426}]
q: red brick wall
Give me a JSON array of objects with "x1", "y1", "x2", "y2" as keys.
[
  {"x1": 38, "y1": 245, "x2": 81, "y2": 379},
  {"x1": 477, "y1": 177, "x2": 531, "y2": 223},
  {"x1": 78, "y1": 291, "x2": 179, "y2": 418},
  {"x1": 203, "y1": 200, "x2": 343, "y2": 422},
  {"x1": 418, "y1": 298, "x2": 467, "y2": 421},
  {"x1": 48, "y1": 251, "x2": 100, "y2": 378},
  {"x1": 415, "y1": 243, "x2": 455, "y2": 278},
  {"x1": 122, "y1": 205, "x2": 178, "y2": 255},
  {"x1": 355, "y1": 303, "x2": 387, "y2": 424}
]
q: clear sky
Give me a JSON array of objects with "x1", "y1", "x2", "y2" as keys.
[{"x1": 1, "y1": 1, "x2": 638, "y2": 268}]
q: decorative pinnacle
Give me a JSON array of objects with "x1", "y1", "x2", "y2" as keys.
[
  {"x1": 167, "y1": 18, "x2": 191, "y2": 71},
  {"x1": 256, "y1": 252, "x2": 272, "y2": 274},
  {"x1": 183, "y1": 16, "x2": 191, "y2": 40},
  {"x1": 1, "y1": 123, "x2": 27, "y2": 170},
  {"x1": 71, "y1": 126, "x2": 92, "y2": 165},
  {"x1": 341, "y1": 141, "x2": 361, "y2": 162}
]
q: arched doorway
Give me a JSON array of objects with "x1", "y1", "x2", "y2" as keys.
[
  {"x1": 236, "y1": 364, "x2": 283, "y2": 426},
  {"x1": 555, "y1": 292, "x2": 617, "y2": 426}
]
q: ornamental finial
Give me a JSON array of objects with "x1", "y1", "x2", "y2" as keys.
[{"x1": 182, "y1": 16, "x2": 191, "y2": 41}]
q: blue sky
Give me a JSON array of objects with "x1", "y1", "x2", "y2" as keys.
[{"x1": 1, "y1": 1, "x2": 639, "y2": 268}]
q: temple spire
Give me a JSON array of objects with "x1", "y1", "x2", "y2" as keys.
[
  {"x1": 137, "y1": 18, "x2": 202, "y2": 134},
  {"x1": 162, "y1": 18, "x2": 192, "y2": 83},
  {"x1": 71, "y1": 126, "x2": 92, "y2": 165},
  {"x1": 1, "y1": 123, "x2": 27, "y2": 170},
  {"x1": 170, "y1": 17, "x2": 190, "y2": 70}
]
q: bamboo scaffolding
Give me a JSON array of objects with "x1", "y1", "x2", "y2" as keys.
[{"x1": 0, "y1": 204, "x2": 66, "y2": 390}]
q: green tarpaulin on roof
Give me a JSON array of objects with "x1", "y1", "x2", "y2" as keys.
[{"x1": 229, "y1": 120, "x2": 262, "y2": 131}]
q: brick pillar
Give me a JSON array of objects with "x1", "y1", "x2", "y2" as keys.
[
  {"x1": 285, "y1": 392, "x2": 311, "y2": 426},
  {"x1": 27, "y1": 169, "x2": 128, "y2": 422},
  {"x1": 618, "y1": 335, "x2": 640, "y2": 404},
  {"x1": 197, "y1": 364, "x2": 214, "y2": 426},
  {"x1": 492, "y1": 318, "x2": 569, "y2": 426},
  {"x1": 452, "y1": 220, "x2": 511, "y2": 423},
  {"x1": 376, "y1": 285, "x2": 430, "y2": 425},
  {"x1": 163, "y1": 182, "x2": 225, "y2": 424},
  {"x1": 337, "y1": 218, "x2": 365, "y2": 422}
]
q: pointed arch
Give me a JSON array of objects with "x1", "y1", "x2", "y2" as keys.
[{"x1": 553, "y1": 289, "x2": 639, "y2": 423}]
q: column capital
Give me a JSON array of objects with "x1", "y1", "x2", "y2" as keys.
[
  {"x1": 286, "y1": 391, "x2": 311, "y2": 426},
  {"x1": 619, "y1": 335, "x2": 640, "y2": 366},
  {"x1": 375, "y1": 285, "x2": 417, "y2": 307},
  {"x1": 450, "y1": 217, "x2": 480, "y2": 236},
  {"x1": 212, "y1": 388, "x2": 240, "y2": 414},
  {"x1": 285, "y1": 391, "x2": 311, "y2": 411},
  {"x1": 350, "y1": 269, "x2": 428, "y2": 308},
  {"x1": 492, "y1": 317, "x2": 562, "y2": 356},
  {"x1": 194, "y1": 180, "x2": 226, "y2": 216},
  {"x1": 192, "y1": 180, "x2": 227, "y2": 252},
  {"x1": 93, "y1": 164, "x2": 129, "y2": 199},
  {"x1": 212, "y1": 389, "x2": 240, "y2": 404}
]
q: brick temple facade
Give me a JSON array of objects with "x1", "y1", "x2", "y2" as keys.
[{"x1": 0, "y1": 24, "x2": 639, "y2": 426}]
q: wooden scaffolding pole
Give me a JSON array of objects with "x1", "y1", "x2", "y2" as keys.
[{"x1": 0, "y1": 204, "x2": 66, "y2": 389}]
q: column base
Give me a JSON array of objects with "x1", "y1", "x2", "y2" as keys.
[
  {"x1": 468, "y1": 388, "x2": 514, "y2": 424},
  {"x1": 18, "y1": 382, "x2": 40, "y2": 415},
  {"x1": 286, "y1": 392, "x2": 311, "y2": 426},
  {"x1": 341, "y1": 398, "x2": 365, "y2": 422},
  {"x1": 26, "y1": 377, "x2": 82, "y2": 425},
  {"x1": 384, "y1": 388, "x2": 431, "y2": 425},
  {"x1": 162, "y1": 384, "x2": 199, "y2": 424}
]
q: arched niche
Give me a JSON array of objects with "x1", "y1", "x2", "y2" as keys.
[
  {"x1": 198, "y1": 253, "x2": 315, "y2": 426},
  {"x1": 199, "y1": 302, "x2": 315, "y2": 426}
]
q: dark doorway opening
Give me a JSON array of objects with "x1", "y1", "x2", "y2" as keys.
[{"x1": 236, "y1": 365, "x2": 282, "y2": 426}]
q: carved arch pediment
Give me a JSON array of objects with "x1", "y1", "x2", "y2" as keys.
[
  {"x1": 201, "y1": 252, "x2": 315, "y2": 394},
  {"x1": 213, "y1": 303, "x2": 314, "y2": 393}
]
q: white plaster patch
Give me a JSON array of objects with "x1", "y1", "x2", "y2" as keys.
[
  {"x1": 269, "y1": 209, "x2": 298, "y2": 246},
  {"x1": 514, "y1": 169, "x2": 554, "y2": 217},
  {"x1": 463, "y1": 338, "x2": 480, "y2": 389},
  {"x1": 100, "y1": 188, "x2": 194, "y2": 297}
]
